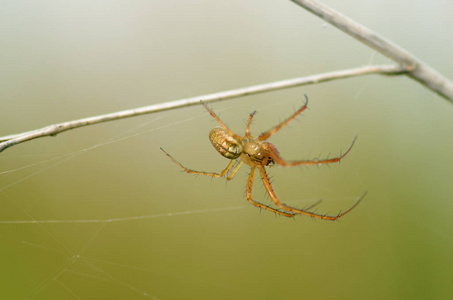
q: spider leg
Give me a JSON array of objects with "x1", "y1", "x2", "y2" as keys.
[
  {"x1": 266, "y1": 136, "x2": 357, "y2": 167},
  {"x1": 161, "y1": 147, "x2": 237, "y2": 178},
  {"x1": 245, "y1": 111, "x2": 256, "y2": 140},
  {"x1": 257, "y1": 95, "x2": 308, "y2": 142},
  {"x1": 303, "y1": 199, "x2": 323, "y2": 211},
  {"x1": 257, "y1": 165, "x2": 364, "y2": 220},
  {"x1": 200, "y1": 101, "x2": 243, "y2": 141},
  {"x1": 246, "y1": 167, "x2": 295, "y2": 217},
  {"x1": 227, "y1": 161, "x2": 243, "y2": 180}
]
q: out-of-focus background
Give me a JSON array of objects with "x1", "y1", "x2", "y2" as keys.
[{"x1": 1, "y1": 0, "x2": 452, "y2": 299}]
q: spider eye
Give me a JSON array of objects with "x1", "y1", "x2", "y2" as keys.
[
  {"x1": 266, "y1": 157, "x2": 275, "y2": 167},
  {"x1": 209, "y1": 127, "x2": 242, "y2": 159}
]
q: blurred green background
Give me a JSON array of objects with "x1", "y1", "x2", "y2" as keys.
[{"x1": 1, "y1": 0, "x2": 452, "y2": 299}]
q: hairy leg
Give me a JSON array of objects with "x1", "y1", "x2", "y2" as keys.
[
  {"x1": 264, "y1": 136, "x2": 357, "y2": 167},
  {"x1": 257, "y1": 95, "x2": 308, "y2": 142},
  {"x1": 161, "y1": 147, "x2": 237, "y2": 178},
  {"x1": 246, "y1": 167, "x2": 295, "y2": 217},
  {"x1": 201, "y1": 101, "x2": 243, "y2": 141},
  {"x1": 258, "y1": 165, "x2": 364, "y2": 220}
]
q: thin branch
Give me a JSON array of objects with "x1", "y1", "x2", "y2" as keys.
[
  {"x1": 290, "y1": 0, "x2": 453, "y2": 102},
  {"x1": 0, "y1": 64, "x2": 403, "y2": 153}
]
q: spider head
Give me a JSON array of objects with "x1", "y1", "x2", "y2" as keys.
[{"x1": 241, "y1": 141, "x2": 275, "y2": 167}]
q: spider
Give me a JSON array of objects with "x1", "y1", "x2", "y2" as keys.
[{"x1": 160, "y1": 95, "x2": 365, "y2": 219}]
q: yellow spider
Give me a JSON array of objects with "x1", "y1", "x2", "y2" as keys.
[{"x1": 161, "y1": 96, "x2": 365, "y2": 219}]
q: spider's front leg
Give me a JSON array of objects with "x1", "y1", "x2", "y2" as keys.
[
  {"x1": 263, "y1": 136, "x2": 357, "y2": 167},
  {"x1": 257, "y1": 95, "x2": 309, "y2": 142}
]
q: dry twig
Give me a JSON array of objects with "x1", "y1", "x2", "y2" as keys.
[
  {"x1": 290, "y1": 0, "x2": 453, "y2": 101},
  {"x1": 1, "y1": 0, "x2": 451, "y2": 153},
  {"x1": 0, "y1": 65, "x2": 403, "y2": 153}
]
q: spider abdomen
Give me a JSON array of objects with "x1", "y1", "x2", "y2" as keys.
[{"x1": 209, "y1": 127, "x2": 242, "y2": 159}]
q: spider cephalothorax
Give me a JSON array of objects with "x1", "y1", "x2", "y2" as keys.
[{"x1": 161, "y1": 96, "x2": 365, "y2": 219}]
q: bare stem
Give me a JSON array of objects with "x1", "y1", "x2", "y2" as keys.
[
  {"x1": 0, "y1": 64, "x2": 403, "y2": 153},
  {"x1": 290, "y1": 0, "x2": 453, "y2": 102}
]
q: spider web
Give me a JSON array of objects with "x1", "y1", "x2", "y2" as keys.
[
  {"x1": 0, "y1": 95, "x2": 367, "y2": 299},
  {"x1": 3, "y1": 1, "x2": 452, "y2": 299},
  {"x1": 0, "y1": 26, "x2": 381, "y2": 296},
  {"x1": 1, "y1": 110, "x2": 239, "y2": 298}
]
